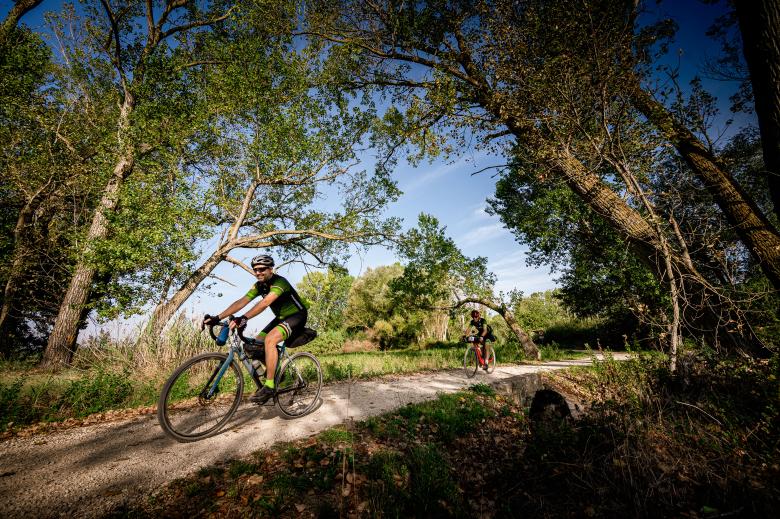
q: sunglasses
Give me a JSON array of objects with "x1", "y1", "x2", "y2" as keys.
[{"x1": 253, "y1": 267, "x2": 271, "y2": 273}]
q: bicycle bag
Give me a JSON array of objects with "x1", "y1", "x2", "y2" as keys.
[
  {"x1": 244, "y1": 337, "x2": 265, "y2": 359},
  {"x1": 286, "y1": 327, "x2": 317, "y2": 348}
]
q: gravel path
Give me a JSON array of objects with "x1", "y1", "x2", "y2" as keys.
[{"x1": 0, "y1": 355, "x2": 625, "y2": 518}]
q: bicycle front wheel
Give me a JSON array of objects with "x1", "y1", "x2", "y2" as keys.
[
  {"x1": 485, "y1": 346, "x2": 496, "y2": 374},
  {"x1": 275, "y1": 352, "x2": 322, "y2": 418},
  {"x1": 157, "y1": 352, "x2": 244, "y2": 442},
  {"x1": 463, "y1": 347, "x2": 479, "y2": 378}
]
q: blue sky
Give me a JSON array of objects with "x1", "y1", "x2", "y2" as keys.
[{"x1": 2, "y1": 0, "x2": 749, "y2": 338}]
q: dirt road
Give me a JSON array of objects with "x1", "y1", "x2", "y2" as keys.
[{"x1": 0, "y1": 356, "x2": 625, "y2": 518}]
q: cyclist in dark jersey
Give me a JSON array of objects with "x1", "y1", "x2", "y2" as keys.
[
  {"x1": 463, "y1": 309, "x2": 495, "y2": 367},
  {"x1": 203, "y1": 254, "x2": 309, "y2": 404}
]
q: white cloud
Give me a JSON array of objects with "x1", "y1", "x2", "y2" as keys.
[
  {"x1": 402, "y1": 161, "x2": 461, "y2": 192},
  {"x1": 470, "y1": 203, "x2": 493, "y2": 220},
  {"x1": 457, "y1": 222, "x2": 510, "y2": 247},
  {"x1": 488, "y1": 250, "x2": 558, "y2": 295}
]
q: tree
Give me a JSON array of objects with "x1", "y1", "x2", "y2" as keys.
[
  {"x1": 491, "y1": 165, "x2": 666, "y2": 335},
  {"x1": 306, "y1": 0, "x2": 773, "y2": 357},
  {"x1": 0, "y1": 0, "x2": 43, "y2": 39},
  {"x1": 343, "y1": 263, "x2": 423, "y2": 348},
  {"x1": 394, "y1": 214, "x2": 539, "y2": 359},
  {"x1": 0, "y1": 6, "x2": 117, "y2": 354},
  {"x1": 733, "y1": 0, "x2": 780, "y2": 222},
  {"x1": 141, "y1": 18, "x2": 400, "y2": 338},
  {"x1": 297, "y1": 267, "x2": 354, "y2": 331},
  {"x1": 41, "y1": 0, "x2": 237, "y2": 367}
]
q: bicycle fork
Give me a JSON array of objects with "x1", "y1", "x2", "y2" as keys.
[{"x1": 474, "y1": 345, "x2": 487, "y2": 367}]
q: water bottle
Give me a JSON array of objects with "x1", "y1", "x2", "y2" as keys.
[
  {"x1": 216, "y1": 324, "x2": 229, "y2": 346},
  {"x1": 252, "y1": 359, "x2": 266, "y2": 377}
]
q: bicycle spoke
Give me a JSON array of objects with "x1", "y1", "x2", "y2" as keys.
[
  {"x1": 463, "y1": 347, "x2": 479, "y2": 378},
  {"x1": 276, "y1": 352, "x2": 322, "y2": 417},
  {"x1": 158, "y1": 353, "x2": 243, "y2": 442}
]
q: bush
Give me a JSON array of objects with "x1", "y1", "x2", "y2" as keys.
[
  {"x1": 305, "y1": 329, "x2": 348, "y2": 356},
  {"x1": 0, "y1": 377, "x2": 25, "y2": 429},
  {"x1": 58, "y1": 370, "x2": 134, "y2": 417},
  {"x1": 507, "y1": 353, "x2": 780, "y2": 517}
]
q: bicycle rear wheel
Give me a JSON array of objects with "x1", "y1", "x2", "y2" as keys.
[
  {"x1": 157, "y1": 352, "x2": 244, "y2": 442},
  {"x1": 463, "y1": 347, "x2": 479, "y2": 378},
  {"x1": 275, "y1": 352, "x2": 322, "y2": 418},
  {"x1": 485, "y1": 346, "x2": 496, "y2": 374}
]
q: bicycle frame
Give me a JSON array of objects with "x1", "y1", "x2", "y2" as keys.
[
  {"x1": 207, "y1": 324, "x2": 303, "y2": 400},
  {"x1": 466, "y1": 335, "x2": 488, "y2": 367},
  {"x1": 474, "y1": 344, "x2": 487, "y2": 366}
]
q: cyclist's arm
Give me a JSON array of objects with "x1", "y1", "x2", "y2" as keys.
[
  {"x1": 242, "y1": 292, "x2": 280, "y2": 319},
  {"x1": 215, "y1": 296, "x2": 252, "y2": 320}
]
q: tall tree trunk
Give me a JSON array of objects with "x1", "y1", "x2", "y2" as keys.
[
  {"x1": 41, "y1": 93, "x2": 135, "y2": 369},
  {"x1": 550, "y1": 147, "x2": 767, "y2": 356},
  {"x1": 630, "y1": 87, "x2": 780, "y2": 291},
  {"x1": 1, "y1": 0, "x2": 43, "y2": 36},
  {"x1": 40, "y1": 161, "x2": 131, "y2": 368},
  {"x1": 735, "y1": 0, "x2": 780, "y2": 223}
]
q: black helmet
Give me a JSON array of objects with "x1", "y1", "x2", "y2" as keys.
[{"x1": 251, "y1": 254, "x2": 274, "y2": 268}]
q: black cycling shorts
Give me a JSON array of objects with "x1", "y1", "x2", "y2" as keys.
[{"x1": 258, "y1": 311, "x2": 308, "y2": 341}]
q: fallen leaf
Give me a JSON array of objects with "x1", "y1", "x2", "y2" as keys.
[
  {"x1": 215, "y1": 490, "x2": 225, "y2": 497},
  {"x1": 295, "y1": 503, "x2": 307, "y2": 512},
  {"x1": 246, "y1": 475, "x2": 263, "y2": 485}
]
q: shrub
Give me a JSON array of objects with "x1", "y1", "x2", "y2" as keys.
[
  {"x1": 305, "y1": 329, "x2": 348, "y2": 356},
  {"x1": 58, "y1": 370, "x2": 134, "y2": 417}
]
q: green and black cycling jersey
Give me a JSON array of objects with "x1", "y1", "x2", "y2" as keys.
[
  {"x1": 470, "y1": 317, "x2": 496, "y2": 341},
  {"x1": 245, "y1": 274, "x2": 309, "y2": 318}
]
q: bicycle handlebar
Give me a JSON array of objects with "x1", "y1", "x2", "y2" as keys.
[{"x1": 206, "y1": 319, "x2": 255, "y2": 345}]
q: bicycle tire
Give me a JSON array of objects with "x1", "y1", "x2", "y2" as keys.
[
  {"x1": 275, "y1": 352, "x2": 322, "y2": 418},
  {"x1": 157, "y1": 352, "x2": 244, "y2": 442},
  {"x1": 485, "y1": 346, "x2": 496, "y2": 374},
  {"x1": 463, "y1": 346, "x2": 479, "y2": 378}
]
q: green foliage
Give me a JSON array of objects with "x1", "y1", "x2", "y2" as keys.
[
  {"x1": 227, "y1": 460, "x2": 258, "y2": 479},
  {"x1": 304, "y1": 329, "x2": 348, "y2": 356},
  {"x1": 318, "y1": 427, "x2": 353, "y2": 444},
  {"x1": 344, "y1": 264, "x2": 404, "y2": 330},
  {"x1": 491, "y1": 165, "x2": 665, "y2": 337},
  {"x1": 509, "y1": 290, "x2": 572, "y2": 330},
  {"x1": 296, "y1": 268, "x2": 353, "y2": 331},
  {"x1": 343, "y1": 264, "x2": 426, "y2": 348},
  {"x1": 468, "y1": 383, "x2": 496, "y2": 396},
  {"x1": 57, "y1": 370, "x2": 134, "y2": 417},
  {"x1": 513, "y1": 353, "x2": 780, "y2": 516},
  {"x1": 0, "y1": 377, "x2": 25, "y2": 428},
  {"x1": 393, "y1": 213, "x2": 495, "y2": 309}
]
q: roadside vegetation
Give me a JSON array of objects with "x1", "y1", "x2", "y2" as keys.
[
  {"x1": 2, "y1": 254, "x2": 601, "y2": 433},
  {"x1": 117, "y1": 353, "x2": 779, "y2": 518},
  {"x1": 0, "y1": 302, "x2": 589, "y2": 433}
]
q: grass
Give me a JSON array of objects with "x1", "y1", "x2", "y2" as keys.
[
  {"x1": 127, "y1": 384, "x2": 501, "y2": 518},
  {"x1": 0, "y1": 319, "x2": 591, "y2": 432},
  {"x1": 119, "y1": 352, "x2": 779, "y2": 518}
]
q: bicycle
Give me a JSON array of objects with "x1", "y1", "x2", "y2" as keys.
[
  {"x1": 462, "y1": 335, "x2": 496, "y2": 377},
  {"x1": 157, "y1": 321, "x2": 322, "y2": 442}
]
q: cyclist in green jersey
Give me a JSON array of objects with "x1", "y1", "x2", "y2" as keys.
[
  {"x1": 463, "y1": 309, "x2": 495, "y2": 367},
  {"x1": 203, "y1": 254, "x2": 309, "y2": 404}
]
